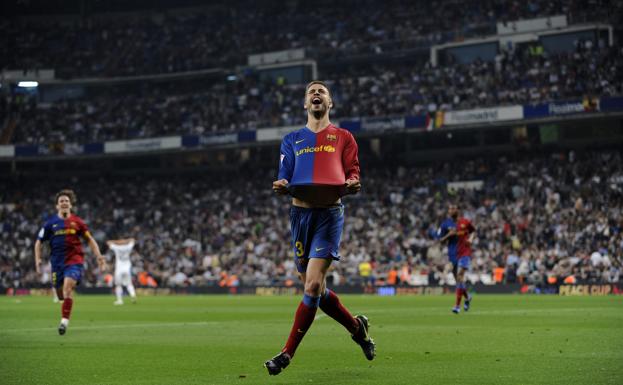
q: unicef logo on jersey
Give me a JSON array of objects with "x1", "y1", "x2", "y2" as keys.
[{"x1": 295, "y1": 145, "x2": 336, "y2": 157}]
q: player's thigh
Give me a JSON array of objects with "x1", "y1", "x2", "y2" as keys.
[
  {"x1": 290, "y1": 207, "x2": 314, "y2": 273},
  {"x1": 62, "y1": 265, "x2": 82, "y2": 294},
  {"x1": 63, "y1": 277, "x2": 77, "y2": 296},
  {"x1": 456, "y1": 266, "x2": 468, "y2": 280},
  {"x1": 309, "y1": 205, "x2": 345, "y2": 259},
  {"x1": 304, "y1": 258, "x2": 332, "y2": 293}
]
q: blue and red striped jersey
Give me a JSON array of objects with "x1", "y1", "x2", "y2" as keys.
[
  {"x1": 278, "y1": 124, "x2": 360, "y2": 188},
  {"x1": 456, "y1": 218, "x2": 475, "y2": 257},
  {"x1": 37, "y1": 214, "x2": 90, "y2": 267}
]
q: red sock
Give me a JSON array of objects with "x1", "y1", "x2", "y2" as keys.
[
  {"x1": 319, "y1": 289, "x2": 359, "y2": 334},
  {"x1": 62, "y1": 298, "x2": 73, "y2": 319},
  {"x1": 455, "y1": 288, "x2": 462, "y2": 307},
  {"x1": 282, "y1": 298, "x2": 318, "y2": 357}
]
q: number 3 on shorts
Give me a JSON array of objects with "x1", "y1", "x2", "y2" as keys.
[{"x1": 295, "y1": 241, "x2": 304, "y2": 257}]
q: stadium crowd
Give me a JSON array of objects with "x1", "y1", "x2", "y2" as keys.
[
  {"x1": 9, "y1": 42, "x2": 623, "y2": 145},
  {"x1": 2, "y1": 0, "x2": 603, "y2": 78},
  {"x1": 1, "y1": 149, "x2": 621, "y2": 289}
]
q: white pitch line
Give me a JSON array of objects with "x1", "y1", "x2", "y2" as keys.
[{"x1": 1, "y1": 321, "x2": 219, "y2": 333}]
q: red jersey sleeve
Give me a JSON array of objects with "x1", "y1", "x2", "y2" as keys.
[
  {"x1": 467, "y1": 220, "x2": 475, "y2": 234},
  {"x1": 76, "y1": 217, "x2": 90, "y2": 238},
  {"x1": 342, "y1": 131, "x2": 360, "y2": 181}
]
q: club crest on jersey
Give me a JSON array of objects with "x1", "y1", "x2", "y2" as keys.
[{"x1": 326, "y1": 134, "x2": 337, "y2": 142}]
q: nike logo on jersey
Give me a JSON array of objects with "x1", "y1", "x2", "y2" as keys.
[
  {"x1": 295, "y1": 139, "x2": 305, "y2": 144},
  {"x1": 315, "y1": 247, "x2": 325, "y2": 252}
]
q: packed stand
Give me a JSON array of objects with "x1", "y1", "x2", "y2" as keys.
[
  {"x1": 332, "y1": 42, "x2": 623, "y2": 115},
  {"x1": 1, "y1": 149, "x2": 621, "y2": 289},
  {"x1": 1, "y1": 0, "x2": 591, "y2": 78},
  {"x1": 9, "y1": 42, "x2": 623, "y2": 145}
]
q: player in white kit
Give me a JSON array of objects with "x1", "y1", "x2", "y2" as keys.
[{"x1": 107, "y1": 238, "x2": 137, "y2": 305}]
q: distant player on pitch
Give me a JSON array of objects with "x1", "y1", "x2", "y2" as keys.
[
  {"x1": 34, "y1": 189, "x2": 107, "y2": 335},
  {"x1": 107, "y1": 238, "x2": 137, "y2": 305},
  {"x1": 438, "y1": 203, "x2": 474, "y2": 313}
]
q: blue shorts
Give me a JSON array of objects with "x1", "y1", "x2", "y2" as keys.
[
  {"x1": 457, "y1": 256, "x2": 471, "y2": 269},
  {"x1": 52, "y1": 264, "x2": 83, "y2": 289},
  {"x1": 290, "y1": 204, "x2": 345, "y2": 273}
]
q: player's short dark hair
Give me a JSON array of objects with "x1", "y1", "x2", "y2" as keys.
[
  {"x1": 305, "y1": 80, "x2": 331, "y2": 96},
  {"x1": 55, "y1": 189, "x2": 77, "y2": 205}
]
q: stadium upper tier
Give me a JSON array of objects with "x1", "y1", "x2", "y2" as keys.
[
  {"x1": 1, "y1": 149, "x2": 621, "y2": 288},
  {"x1": 2, "y1": 0, "x2": 604, "y2": 78},
  {"x1": 4, "y1": 43, "x2": 622, "y2": 145}
]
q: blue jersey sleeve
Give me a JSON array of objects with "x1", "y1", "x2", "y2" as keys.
[
  {"x1": 437, "y1": 221, "x2": 448, "y2": 240},
  {"x1": 278, "y1": 133, "x2": 295, "y2": 181},
  {"x1": 37, "y1": 222, "x2": 51, "y2": 241}
]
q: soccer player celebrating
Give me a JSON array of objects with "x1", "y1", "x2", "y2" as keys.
[
  {"x1": 265, "y1": 81, "x2": 375, "y2": 375},
  {"x1": 438, "y1": 204, "x2": 474, "y2": 313},
  {"x1": 107, "y1": 237, "x2": 137, "y2": 305},
  {"x1": 34, "y1": 189, "x2": 107, "y2": 335}
]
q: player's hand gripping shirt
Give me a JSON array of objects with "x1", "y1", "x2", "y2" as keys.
[
  {"x1": 278, "y1": 125, "x2": 360, "y2": 195},
  {"x1": 37, "y1": 214, "x2": 90, "y2": 268}
]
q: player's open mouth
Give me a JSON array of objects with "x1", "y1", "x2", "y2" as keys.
[{"x1": 312, "y1": 97, "x2": 322, "y2": 105}]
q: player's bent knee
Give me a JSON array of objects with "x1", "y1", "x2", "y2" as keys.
[{"x1": 304, "y1": 280, "x2": 323, "y2": 296}]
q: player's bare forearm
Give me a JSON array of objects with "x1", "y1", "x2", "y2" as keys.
[
  {"x1": 468, "y1": 232, "x2": 476, "y2": 244},
  {"x1": 88, "y1": 237, "x2": 102, "y2": 258},
  {"x1": 439, "y1": 228, "x2": 456, "y2": 242},
  {"x1": 34, "y1": 240, "x2": 42, "y2": 274},
  {"x1": 87, "y1": 235, "x2": 107, "y2": 270}
]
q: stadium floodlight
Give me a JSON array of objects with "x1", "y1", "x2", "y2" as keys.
[
  {"x1": 18, "y1": 81, "x2": 39, "y2": 88},
  {"x1": 227, "y1": 75, "x2": 237, "y2": 81}
]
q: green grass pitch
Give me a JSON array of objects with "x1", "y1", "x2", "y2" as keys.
[{"x1": 1, "y1": 294, "x2": 621, "y2": 385}]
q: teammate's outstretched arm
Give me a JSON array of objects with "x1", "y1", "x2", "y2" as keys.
[
  {"x1": 34, "y1": 239, "x2": 43, "y2": 274},
  {"x1": 85, "y1": 232, "x2": 107, "y2": 270},
  {"x1": 439, "y1": 228, "x2": 457, "y2": 243}
]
